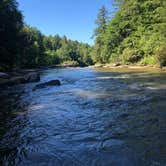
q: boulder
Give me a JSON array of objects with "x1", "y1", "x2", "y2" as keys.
[
  {"x1": 0, "y1": 71, "x2": 41, "y2": 87},
  {"x1": 33, "y1": 80, "x2": 61, "y2": 91},
  {"x1": 24, "y1": 72, "x2": 40, "y2": 83},
  {"x1": 0, "y1": 72, "x2": 10, "y2": 79},
  {"x1": 0, "y1": 76, "x2": 25, "y2": 86},
  {"x1": 9, "y1": 76, "x2": 26, "y2": 85},
  {"x1": 113, "y1": 63, "x2": 121, "y2": 67}
]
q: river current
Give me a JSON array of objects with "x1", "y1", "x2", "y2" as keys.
[{"x1": 0, "y1": 67, "x2": 166, "y2": 166}]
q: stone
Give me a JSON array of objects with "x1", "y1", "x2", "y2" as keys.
[
  {"x1": 0, "y1": 72, "x2": 10, "y2": 79},
  {"x1": 24, "y1": 72, "x2": 40, "y2": 82},
  {"x1": 113, "y1": 63, "x2": 121, "y2": 67},
  {"x1": 33, "y1": 80, "x2": 61, "y2": 91}
]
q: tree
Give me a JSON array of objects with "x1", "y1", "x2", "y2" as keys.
[
  {"x1": 20, "y1": 26, "x2": 45, "y2": 68},
  {"x1": 93, "y1": 6, "x2": 108, "y2": 63},
  {"x1": 0, "y1": 0, "x2": 23, "y2": 70},
  {"x1": 93, "y1": 0, "x2": 166, "y2": 66},
  {"x1": 94, "y1": 6, "x2": 108, "y2": 36},
  {"x1": 0, "y1": 0, "x2": 93, "y2": 70}
]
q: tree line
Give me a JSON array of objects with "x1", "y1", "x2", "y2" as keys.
[
  {"x1": 0, "y1": 0, "x2": 166, "y2": 71},
  {"x1": 0, "y1": 0, "x2": 93, "y2": 71}
]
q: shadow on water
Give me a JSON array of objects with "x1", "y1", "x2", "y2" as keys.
[{"x1": 0, "y1": 67, "x2": 166, "y2": 166}]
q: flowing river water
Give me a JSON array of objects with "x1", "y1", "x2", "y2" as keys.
[{"x1": 0, "y1": 67, "x2": 166, "y2": 166}]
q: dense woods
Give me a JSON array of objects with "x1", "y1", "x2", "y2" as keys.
[
  {"x1": 0, "y1": 0, "x2": 166, "y2": 71},
  {"x1": 20, "y1": 27, "x2": 93, "y2": 68},
  {"x1": 93, "y1": 0, "x2": 166, "y2": 66}
]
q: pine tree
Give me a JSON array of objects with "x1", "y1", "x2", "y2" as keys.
[{"x1": 93, "y1": 6, "x2": 108, "y2": 63}]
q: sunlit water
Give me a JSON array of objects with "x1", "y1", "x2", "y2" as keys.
[{"x1": 0, "y1": 67, "x2": 166, "y2": 166}]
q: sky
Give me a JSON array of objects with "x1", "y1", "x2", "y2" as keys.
[{"x1": 17, "y1": 0, "x2": 114, "y2": 45}]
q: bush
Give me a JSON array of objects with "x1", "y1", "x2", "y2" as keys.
[
  {"x1": 139, "y1": 56, "x2": 156, "y2": 65},
  {"x1": 155, "y1": 46, "x2": 166, "y2": 67},
  {"x1": 122, "y1": 48, "x2": 142, "y2": 63},
  {"x1": 109, "y1": 53, "x2": 121, "y2": 63},
  {"x1": 45, "y1": 51, "x2": 60, "y2": 65}
]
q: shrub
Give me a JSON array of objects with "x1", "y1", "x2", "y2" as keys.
[
  {"x1": 155, "y1": 46, "x2": 166, "y2": 67},
  {"x1": 139, "y1": 56, "x2": 156, "y2": 65},
  {"x1": 122, "y1": 48, "x2": 142, "y2": 63},
  {"x1": 109, "y1": 53, "x2": 121, "y2": 63}
]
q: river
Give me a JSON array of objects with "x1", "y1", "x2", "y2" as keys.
[{"x1": 0, "y1": 67, "x2": 166, "y2": 166}]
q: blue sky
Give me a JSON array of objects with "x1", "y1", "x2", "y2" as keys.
[{"x1": 17, "y1": 0, "x2": 114, "y2": 45}]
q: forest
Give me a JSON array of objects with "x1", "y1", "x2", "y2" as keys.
[
  {"x1": 93, "y1": 0, "x2": 166, "y2": 67},
  {"x1": 0, "y1": 0, "x2": 166, "y2": 71},
  {"x1": 0, "y1": 0, "x2": 93, "y2": 71}
]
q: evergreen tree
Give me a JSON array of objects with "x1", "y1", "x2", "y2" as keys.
[{"x1": 93, "y1": 6, "x2": 108, "y2": 63}]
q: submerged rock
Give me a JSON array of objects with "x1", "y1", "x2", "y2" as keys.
[
  {"x1": 33, "y1": 80, "x2": 61, "y2": 91},
  {"x1": 0, "y1": 72, "x2": 10, "y2": 79},
  {"x1": 24, "y1": 72, "x2": 40, "y2": 82},
  {"x1": 127, "y1": 83, "x2": 143, "y2": 91}
]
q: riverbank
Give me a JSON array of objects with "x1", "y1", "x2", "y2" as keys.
[
  {"x1": 88, "y1": 64, "x2": 166, "y2": 70},
  {"x1": 0, "y1": 69, "x2": 40, "y2": 87},
  {"x1": 0, "y1": 66, "x2": 76, "y2": 87}
]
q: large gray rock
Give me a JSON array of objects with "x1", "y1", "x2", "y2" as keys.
[
  {"x1": 0, "y1": 76, "x2": 25, "y2": 86},
  {"x1": 33, "y1": 80, "x2": 61, "y2": 91},
  {"x1": 24, "y1": 72, "x2": 40, "y2": 83},
  {"x1": 0, "y1": 72, "x2": 10, "y2": 79},
  {"x1": 0, "y1": 72, "x2": 40, "y2": 87}
]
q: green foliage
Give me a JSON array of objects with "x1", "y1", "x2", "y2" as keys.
[
  {"x1": 94, "y1": 6, "x2": 108, "y2": 36},
  {"x1": 0, "y1": 0, "x2": 23, "y2": 70},
  {"x1": 2, "y1": 0, "x2": 165, "y2": 69},
  {"x1": 20, "y1": 26, "x2": 45, "y2": 68},
  {"x1": 19, "y1": 26, "x2": 93, "y2": 68},
  {"x1": 122, "y1": 48, "x2": 142, "y2": 64},
  {"x1": 93, "y1": 0, "x2": 166, "y2": 66},
  {"x1": 0, "y1": 0, "x2": 93, "y2": 71},
  {"x1": 44, "y1": 50, "x2": 60, "y2": 65},
  {"x1": 155, "y1": 45, "x2": 166, "y2": 67},
  {"x1": 93, "y1": 6, "x2": 108, "y2": 64},
  {"x1": 139, "y1": 56, "x2": 156, "y2": 66}
]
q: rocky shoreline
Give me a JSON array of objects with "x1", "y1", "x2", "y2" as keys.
[
  {"x1": 0, "y1": 70, "x2": 40, "y2": 87},
  {"x1": 88, "y1": 63, "x2": 166, "y2": 70}
]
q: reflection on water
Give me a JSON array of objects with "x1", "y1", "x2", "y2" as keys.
[{"x1": 0, "y1": 67, "x2": 166, "y2": 166}]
